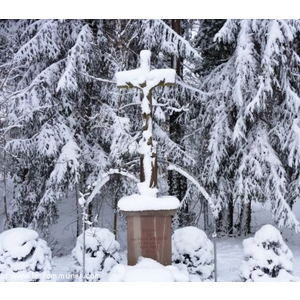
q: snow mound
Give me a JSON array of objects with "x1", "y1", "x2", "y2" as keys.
[
  {"x1": 107, "y1": 257, "x2": 189, "y2": 282},
  {"x1": 0, "y1": 228, "x2": 52, "y2": 282},
  {"x1": 118, "y1": 194, "x2": 180, "y2": 212},
  {"x1": 172, "y1": 226, "x2": 214, "y2": 281},
  {"x1": 240, "y1": 224, "x2": 295, "y2": 282},
  {"x1": 71, "y1": 227, "x2": 120, "y2": 281}
]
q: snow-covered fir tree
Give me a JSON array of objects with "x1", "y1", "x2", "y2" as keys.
[
  {"x1": 193, "y1": 19, "x2": 300, "y2": 234},
  {"x1": 1, "y1": 19, "x2": 200, "y2": 234},
  {"x1": 1, "y1": 19, "x2": 300, "y2": 238}
]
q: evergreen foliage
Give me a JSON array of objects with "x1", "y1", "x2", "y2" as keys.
[
  {"x1": 172, "y1": 226, "x2": 214, "y2": 280},
  {"x1": 0, "y1": 19, "x2": 299, "y2": 236},
  {"x1": 240, "y1": 224, "x2": 295, "y2": 281},
  {"x1": 0, "y1": 227, "x2": 52, "y2": 282},
  {"x1": 193, "y1": 19, "x2": 300, "y2": 233},
  {"x1": 71, "y1": 227, "x2": 120, "y2": 281}
]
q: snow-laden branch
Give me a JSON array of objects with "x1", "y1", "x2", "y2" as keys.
[
  {"x1": 86, "y1": 169, "x2": 139, "y2": 205},
  {"x1": 155, "y1": 19, "x2": 202, "y2": 60},
  {"x1": 167, "y1": 164, "x2": 220, "y2": 218},
  {"x1": 78, "y1": 70, "x2": 115, "y2": 84},
  {"x1": 176, "y1": 80, "x2": 211, "y2": 95}
]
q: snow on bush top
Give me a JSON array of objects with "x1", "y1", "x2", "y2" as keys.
[
  {"x1": 241, "y1": 224, "x2": 295, "y2": 282},
  {"x1": 249, "y1": 224, "x2": 287, "y2": 246},
  {"x1": 0, "y1": 228, "x2": 39, "y2": 259},
  {"x1": 172, "y1": 226, "x2": 212, "y2": 255},
  {"x1": 172, "y1": 226, "x2": 214, "y2": 281},
  {"x1": 73, "y1": 227, "x2": 120, "y2": 260},
  {"x1": 0, "y1": 228, "x2": 52, "y2": 282}
]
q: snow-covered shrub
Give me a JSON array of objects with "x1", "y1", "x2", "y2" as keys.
[
  {"x1": 71, "y1": 227, "x2": 120, "y2": 281},
  {"x1": 172, "y1": 226, "x2": 214, "y2": 281},
  {"x1": 0, "y1": 228, "x2": 52, "y2": 282},
  {"x1": 240, "y1": 224, "x2": 295, "y2": 282}
]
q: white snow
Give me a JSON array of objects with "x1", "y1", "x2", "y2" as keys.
[
  {"x1": 71, "y1": 227, "x2": 120, "y2": 279},
  {"x1": 0, "y1": 228, "x2": 52, "y2": 282},
  {"x1": 0, "y1": 227, "x2": 39, "y2": 259},
  {"x1": 140, "y1": 50, "x2": 151, "y2": 73},
  {"x1": 107, "y1": 257, "x2": 189, "y2": 282},
  {"x1": 116, "y1": 68, "x2": 176, "y2": 90},
  {"x1": 240, "y1": 224, "x2": 295, "y2": 282},
  {"x1": 115, "y1": 50, "x2": 175, "y2": 90},
  {"x1": 116, "y1": 68, "x2": 145, "y2": 88},
  {"x1": 45, "y1": 229, "x2": 300, "y2": 283},
  {"x1": 115, "y1": 50, "x2": 176, "y2": 200},
  {"x1": 172, "y1": 226, "x2": 214, "y2": 280},
  {"x1": 118, "y1": 193, "x2": 180, "y2": 212}
]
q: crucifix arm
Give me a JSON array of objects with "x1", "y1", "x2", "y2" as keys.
[{"x1": 115, "y1": 68, "x2": 176, "y2": 90}]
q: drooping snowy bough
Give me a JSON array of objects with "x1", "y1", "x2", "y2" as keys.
[
  {"x1": 172, "y1": 226, "x2": 214, "y2": 281},
  {"x1": 71, "y1": 227, "x2": 120, "y2": 281},
  {"x1": 0, "y1": 228, "x2": 52, "y2": 282},
  {"x1": 240, "y1": 224, "x2": 295, "y2": 282}
]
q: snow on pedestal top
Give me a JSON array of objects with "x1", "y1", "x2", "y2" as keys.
[{"x1": 118, "y1": 193, "x2": 180, "y2": 212}]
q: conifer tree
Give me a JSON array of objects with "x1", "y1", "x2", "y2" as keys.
[
  {"x1": 0, "y1": 19, "x2": 200, "y2": 234},
  {"x1": 196, "y1": 19, "x2": 300, "y2": 233}
]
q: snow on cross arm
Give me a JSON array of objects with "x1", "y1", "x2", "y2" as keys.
[{"x1": 115, "y1": 50, "x2": 176, "y2": 90}]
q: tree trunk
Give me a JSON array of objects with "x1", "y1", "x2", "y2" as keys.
[
  {"x1": 168, "y1": 19, "x2": 188, "y2": 225},
  {"x1": 227, "y1": 197, "x2": 234, "y2": 235},
  {"x1": 171, "y1": 20, "x2": 183, "y2": 75},
  {"x1": 237, "y1": 202, "x2": 244, "y2": 236},
  {"x1": 88, "y1": 202, "x2": 93, "y2": 222},
  {"x1": 245, "y1": 199, "x2": 252, "y2": 235},
  {"x1": 75, "y1": 183, "x2": 80, "y2": 237},
  {"x1": 237, "y1": 199, "x2": 252, "y2": 236},
  {"x1": 113, "y1": 175, "x2": 121, "y2": 238},
  {"x1": 2, "y1": 134, "x2": 9, "y2": 226},
  {"x1": 216, "y1": 210, "x2": 223, "y2": 234},
  {"x1": 203, "y1": 199, "x2": 209, "y2": 231}
]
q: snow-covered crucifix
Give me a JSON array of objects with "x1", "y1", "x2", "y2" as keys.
[{"x1": 115, "y1": 50, "x2": 176, "y2": 197}]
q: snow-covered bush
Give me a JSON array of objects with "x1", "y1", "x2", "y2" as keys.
[
  {"x1": 71, "y1": 227, "x2": 120, "y2": 281},
  {"x1": 172, "y1": 226, "x2": 214, "y2": 281},
  {"x1": 240, "y1": 224, "x2": 295, "y2": 282},
  {"x1": 0, "y1": 228, "x2": 52, "y2": 282}
]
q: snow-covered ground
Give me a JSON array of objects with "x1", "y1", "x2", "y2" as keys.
[
  {"x1": 49, "y1": 234, "x2": 300, "y2": 282},
  {"x1": 1, "y1": 190, "x2": 300, "y2": 300},
  {"x1": 1, "y1": 180, "x2": 300, "y2": 284}
]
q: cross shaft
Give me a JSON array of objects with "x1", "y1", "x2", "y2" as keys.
[{"x1": 116, "y1": 50, "x2": 175, "y2": 197}]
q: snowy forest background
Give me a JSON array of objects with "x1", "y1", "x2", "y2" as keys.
[{"x1": 0, "y1": 19, "x2": 300, "y2": 260}]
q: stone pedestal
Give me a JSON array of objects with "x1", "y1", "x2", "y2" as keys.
[{"x1": 121, "y1": 209, "x2": 177, "y2": 266}]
